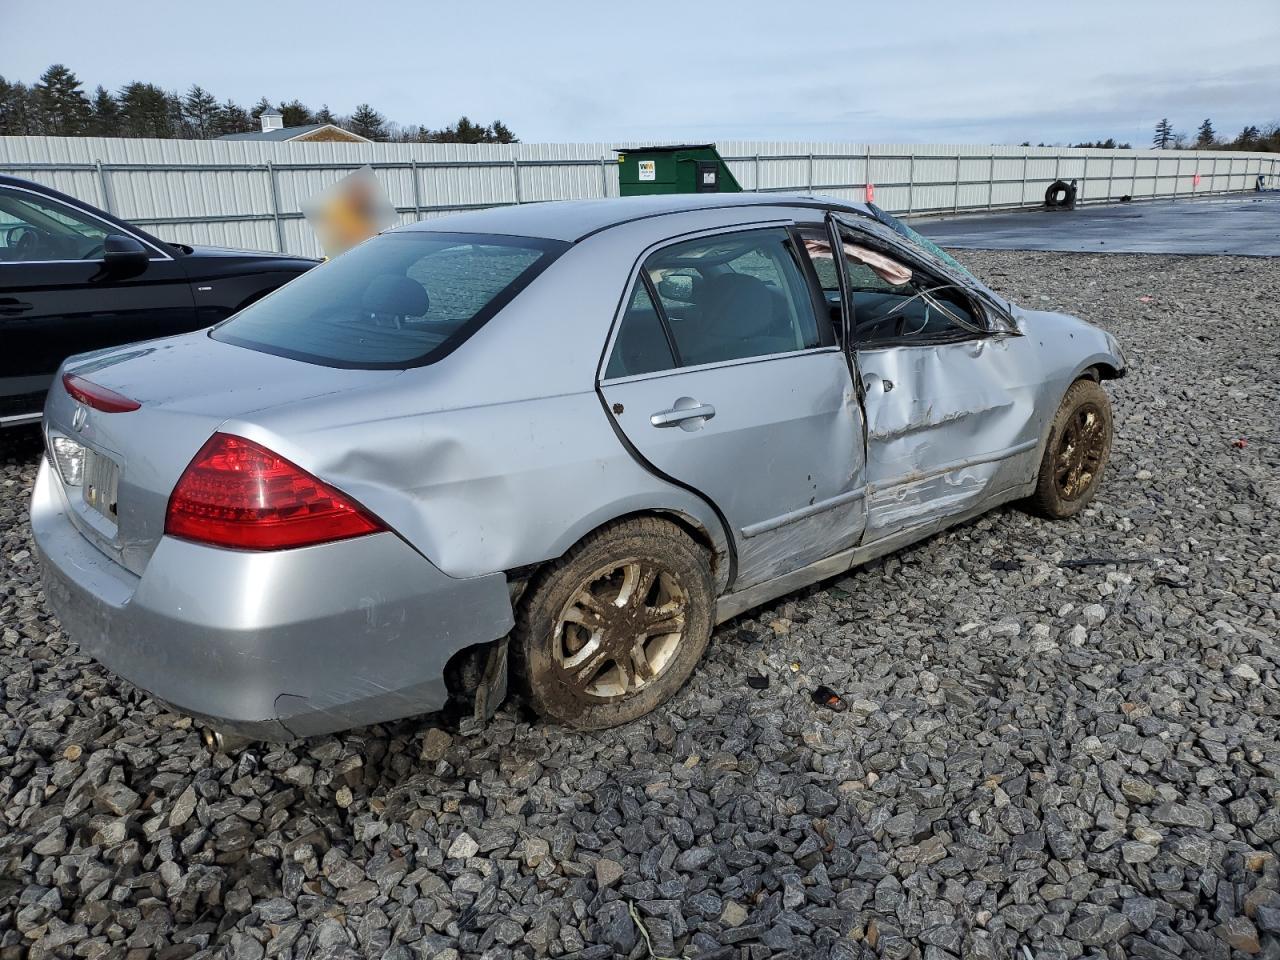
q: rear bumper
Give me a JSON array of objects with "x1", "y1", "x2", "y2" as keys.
[{"x1": 31, "y1": 461, "x2": 514, "y2": 740}]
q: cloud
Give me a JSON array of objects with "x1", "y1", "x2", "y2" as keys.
[{"x1": 6, "y1": 0, "x2": 1278, "y2": 144}]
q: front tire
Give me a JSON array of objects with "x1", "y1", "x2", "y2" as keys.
[
  {"x1": 1027, "y1": 378, "x2": 1113, "y2": 519},
  {"x1": 515, "y1": 517, "x2": 714, "y2": 729}
]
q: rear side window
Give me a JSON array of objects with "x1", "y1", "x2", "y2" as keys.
[
  {"x1": 213, "y1": 231, "x2": 567, "y2": 368},
  {"x1": 603, "y1": 227, "x2": 831, "y2": 377},
  {"x1": 604, "y1": 284, "x2": 675, "y2": 379}
]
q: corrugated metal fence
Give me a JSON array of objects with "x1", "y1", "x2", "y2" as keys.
[{"x1": 3, "y1": 135, "x2": 1277, "y2": 258}]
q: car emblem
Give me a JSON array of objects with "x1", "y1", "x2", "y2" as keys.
[{"x1": 71, "y1": 404, "x2": 88, "y2": 432}]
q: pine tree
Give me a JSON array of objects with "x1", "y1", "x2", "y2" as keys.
[
  {"x1": 118, "y1": 82, "x2": 177, "y2": 138},
  {"x1": 250, "y1": 97, "x2": 273, "y2": 120},
  {"x1": 215, "y1": 100, "x2": 253, "y2": 135},
  {"x1": 348, "y1": 103, "x2": 386, "y2": 140},
  {"x1": 1152, "y1": 118, "x2": 1174, "y2": 149},
  {"x1": 182, "y1": 85, "x2": 220, "y2": 138},
  {"x1": 34, "y1": 64, "x2": 92, "y2": 135},
  {"x1": 0, "y1": 77, "x2": 37, "y2": 135},
  {"x1": 314, "y1": 104, "x2": 336, "y2": 125},
  {"x1": 89, "y1": 85, "x2": 121, "y2": 137},
  {"x1": 278, "y1": 99, "x2": 312, "y2": 127},
  {"x1": 459, "y1": 116, "x2": 489, "y2": 143},
  {"x1": 167, "y1": 91, "x2": 187, "y2": 138},
  {"x1": 490, "y1": 120, "x2": 517, "y2": 144},
  {"x1": 1195, "y1": 119, "x2": 1215, "y2": 148}
]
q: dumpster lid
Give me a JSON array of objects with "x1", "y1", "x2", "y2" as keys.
[{"x1": 614, "y1": 144, "x2": 717, "y2": 153}]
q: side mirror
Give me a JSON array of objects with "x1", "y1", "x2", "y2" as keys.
[{"x1": 102, "y1": 234, "x2": 149, "y2": 276}]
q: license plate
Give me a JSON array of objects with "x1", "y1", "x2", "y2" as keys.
[{"x1": 83, "y1": 449, "x2": 120, "y2": 522}]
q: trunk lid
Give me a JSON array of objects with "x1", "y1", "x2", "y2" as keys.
[{"x1": 44, "y1": 331, "x2": 399, "y2": 575}]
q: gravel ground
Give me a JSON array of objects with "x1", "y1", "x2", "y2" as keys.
[{"x1": 2, "y1": 250, "x2": 1278, "y2": 960}]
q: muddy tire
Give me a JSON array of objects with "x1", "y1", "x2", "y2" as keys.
[
  {"x1": 514, "y1": 517, "x2": 714, "y2": 729},
  {"x1": 1027, "y1": 378, "x2": 1113, "y2": 519}
]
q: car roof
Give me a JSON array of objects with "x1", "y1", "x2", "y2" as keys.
[{"x1": 399, "y1": 193, "x2": 871, "y2": 243}]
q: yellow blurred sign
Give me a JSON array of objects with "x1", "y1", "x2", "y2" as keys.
[{"x1": 302, "y1": 166, "x2": 396, "y2": 258}]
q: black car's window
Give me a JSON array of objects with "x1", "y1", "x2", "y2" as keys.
[
  {"x1": 213, "y1": 232, "x2": 567, "y2": 369},
  {"x1": 0, "y1": 188, "x2": 112, "y2": 262},
  {"x1": 605, "y1": 283, "x2": 676, "y2": 379},
  {"x1": 631, "y1": 228, "x2": 830, "y2": 370}
]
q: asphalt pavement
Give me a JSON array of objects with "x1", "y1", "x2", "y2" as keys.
[{"x1": 915, "y1": 192, "x2": 1280, "y2": 256}]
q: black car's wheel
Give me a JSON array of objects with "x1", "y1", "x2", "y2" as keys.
[
  {"x1": 1027, "y1": 378, "x2": 1113, "y2": 519},
  {"x1": 515, "y1": 517, "x2": 714, "y2": 729}
]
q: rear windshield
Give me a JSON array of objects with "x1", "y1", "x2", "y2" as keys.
[{"x1": 213, "y1": 231, "x2": 568, "y2": 368}]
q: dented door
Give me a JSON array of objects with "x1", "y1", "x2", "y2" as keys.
[
  {"x1": 600, "y1": 225, "x2": 867, "y2": 589},
  {"x1": 831, "y1": 216, "x2": 1043, "y2": 541},
  {"x1": 857, "y1": 337, "x2": 1043, "y2": 539},
  {"x1": 603, "y1": 350, "x2": 866, "y2": 589}
]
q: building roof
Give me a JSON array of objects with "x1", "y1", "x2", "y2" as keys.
[
  {"x1": 402, "y1": 192, "x2": 869, "y2": 242},
  {"x1": 216, "y1": 123, "x2": 370, "y2": 143}
]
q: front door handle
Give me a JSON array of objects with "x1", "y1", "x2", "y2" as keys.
[
  {"x1": 0, "y1": 298, "x2": 33, "y2": 316},
  {"x1": 651, "y1": 397, "x2": 716, "y2": 430}
]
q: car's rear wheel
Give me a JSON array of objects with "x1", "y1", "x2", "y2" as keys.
[
  {"x1": 1027, "y1": 377, "x2": 1113, "y2": 519},
  {"x1": 515, "y1": 517, "x2": 714, "y2": 729}
]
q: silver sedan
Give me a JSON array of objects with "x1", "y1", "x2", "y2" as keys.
[{"x1": 32, "y1": 193, "x2": 1125, "y2": 741}]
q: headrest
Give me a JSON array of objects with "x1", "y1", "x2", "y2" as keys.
[
  {"x1": 362, "y1": 275, "x2": 429, "y2": 317},
  {"x1": 704, "y1": 272, "x2": 775, "y2": 336}
]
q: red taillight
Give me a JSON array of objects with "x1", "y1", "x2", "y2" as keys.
[
  {"x1": 63, "y1": 373, "x2": 141, "y2": 413},
  {"x1": 164, "y1": 433, "x2": 384, "y2": 550}
]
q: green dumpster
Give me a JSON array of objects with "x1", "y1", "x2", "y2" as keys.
[{"x1": 615, "y1": 144, "x2": 742, "y2": 196}]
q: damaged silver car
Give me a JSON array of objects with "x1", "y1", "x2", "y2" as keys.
[{"x1": 32, "y1": 193, "x2": 1125, "y2": 740}]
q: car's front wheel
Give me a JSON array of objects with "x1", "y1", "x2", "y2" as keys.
[
  {"x1": 515, "y1": 517, "x2": 714, "y2": 729},
  {"x1": 1027, "y1": 377, "x2": 1114, "y2": 518}
]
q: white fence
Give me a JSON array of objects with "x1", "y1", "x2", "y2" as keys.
[{"x1": 3, "y1": 135, "x2": 1277, "y2": 258}]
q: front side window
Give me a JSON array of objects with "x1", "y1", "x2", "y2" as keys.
[
  {"x1": 802, "y1": 226, "x2": 986, "y2": 346},
  {"x1": 604, "y1": 227, "x2": 831, "y2": 377},
  {"x1": 214, "y1": 231, "x2": 567, "y2": 368},
  {"x1": 867, "y1": 203, "x2": 977, "y2": 282},
  {"x1": 0, "y1": 188, "x2": 112, "y2": 262}
]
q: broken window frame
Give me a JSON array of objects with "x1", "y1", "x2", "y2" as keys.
[
  {"x1": 831, "y1": 212, "x2": 1020, "y2": 335},
  {"x1": 804, "y1": 221, "x2": 1001, "y2": 349}
]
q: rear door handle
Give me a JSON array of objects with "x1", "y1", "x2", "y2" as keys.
[
  {"x1": 651, "y1": 398, "x2": 716, "y2": 429},
  {"x1": 0, "y1": 298, "x2": 33, "y2": 316}
]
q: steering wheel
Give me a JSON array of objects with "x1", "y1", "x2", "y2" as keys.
[{"x1": 10, "y1": 226, "x2": 44, "y2": 260}]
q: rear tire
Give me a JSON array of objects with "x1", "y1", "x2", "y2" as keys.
[
  {"x1": 1027, "y1": 378, "x2": 1113, "y2": 519},
  {"x1": 514, "y1": 517, "x2": 714, "y2": 729}
]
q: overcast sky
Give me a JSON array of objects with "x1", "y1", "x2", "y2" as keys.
[{"x1": 7, "y1": 0, "x2": 1279, "y2": 145}]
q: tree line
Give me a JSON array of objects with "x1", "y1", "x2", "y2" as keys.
[
  {"x1": 1025, "y1": 119, "x2": 1279, "y2": 152},
  {"x1": 0, "y1": 64, "x2": 518, "y2": 143},
  {"x1": 1155, "y1": 117, "x2": 1280, "y2": 152}
]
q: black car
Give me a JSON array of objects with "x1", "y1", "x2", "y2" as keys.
[{"x1": 0, "y1": 175, "x2": 317, "y2": 427}]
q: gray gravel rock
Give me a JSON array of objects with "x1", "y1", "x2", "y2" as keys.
[{"x1": 2, "y1": 251, "x2": 1279, "y2": 957}]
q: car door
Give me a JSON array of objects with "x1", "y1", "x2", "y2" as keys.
[
  {"x1": 828, "y1": 213, "x2": 1044, "y2": 541},
  {"x1": 599, "y1": 224, "x2": 867, "y2": 590},
  {"x1": 0, "y1": 184, "x2": 196, "y2": 423}
]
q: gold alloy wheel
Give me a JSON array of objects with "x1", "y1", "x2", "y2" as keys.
[
  {"x1": 1054, "y1": 402, "x2": 1107, "y2": 501},
  {"x1": 552, "y1": 558, "x2": 688, "y2": 699}
]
